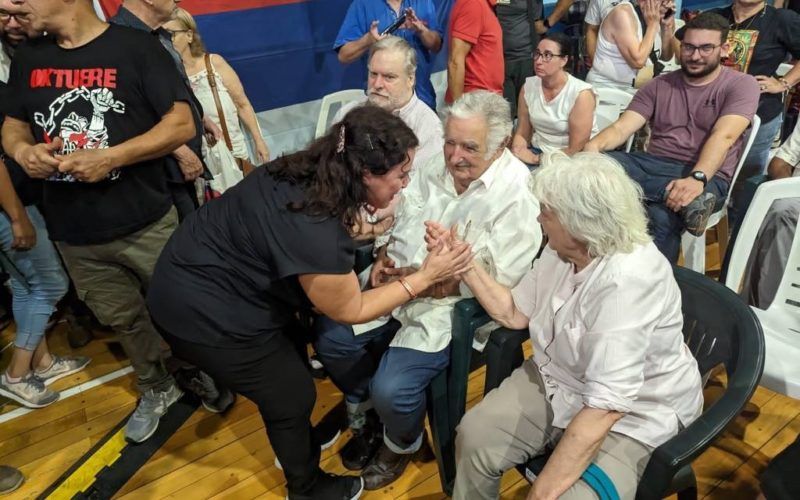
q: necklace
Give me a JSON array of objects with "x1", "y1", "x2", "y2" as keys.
[{"x1": 729, "y1": 2, "x2": 766, "y2": 31}]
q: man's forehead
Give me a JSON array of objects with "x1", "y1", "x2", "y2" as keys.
[{"x1": 683, "y1": 28, "x2": 724, "y2": 43}]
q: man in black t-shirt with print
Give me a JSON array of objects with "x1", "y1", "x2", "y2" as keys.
[{"x1": 2, "y1": 0, "x2": 194, "y2": 443}]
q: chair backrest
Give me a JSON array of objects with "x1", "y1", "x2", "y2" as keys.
[
  {"x1": 725, "y1": 177, "x2": 800, "y2": 304},
  {"x1": 594, "y1": 87, "x2": 635, "y2": 152},
  {"x1": 314, "y1": 89, "x2": 366, "y2": 139},
  {"x1": 777, "y1": 63, "x2": 793, "y2": 77},
  {"x1": 636, "y1": 266, "x2": 764, "y2": 498},
  {"x1": 722, "y1": 114, "x2": 761, "y2": 211}
]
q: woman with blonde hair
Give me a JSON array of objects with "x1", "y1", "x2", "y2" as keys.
[{"x1": 164, "y1": 8, "x2": 270, "y2": 165}]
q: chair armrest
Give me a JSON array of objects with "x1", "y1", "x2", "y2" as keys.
[{"x1": 484, "y1": 327, "x2": 529, "y2": 394}]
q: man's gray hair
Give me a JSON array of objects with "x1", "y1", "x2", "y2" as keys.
[
  {"x1": 531, "y1": 152, "x2": 652, "y2": 257},
  {"x1": 442, "y1": 91, "x2": 512, "y2": 160},
  {"x1": 370, "y1": 36, "x2": 417, "y2": 78}
]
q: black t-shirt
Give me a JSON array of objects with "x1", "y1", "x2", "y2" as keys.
[
  {"x1": 6, "y1": 24, "x2": 190, "y2": 245},
  {"x1": 147, "y1": 168, "x2": 355, "y2": 347},
  {"x1": 496, "y1": 0, "x2": 542, "y2": 61},
  {"x1": 710, "y1": 5, "x2": 800, "y2": 122}
]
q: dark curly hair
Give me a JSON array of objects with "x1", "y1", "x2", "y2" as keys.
[{"x1": 267, "y1": 104, "x2": 419, "y2": 228}]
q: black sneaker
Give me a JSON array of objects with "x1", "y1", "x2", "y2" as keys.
[
  {"x1": 287, "y1": 474, "x2": 363, "y2": 500},
  {"x1": 680, "y1": 192, "x2": 718, "y2": 237},
  {"x1": 341, "y1": 411, "x2": 382, "y2": 471},
  {"x1": 174, "y1": 368, "x2": 234, "y2": 414}
]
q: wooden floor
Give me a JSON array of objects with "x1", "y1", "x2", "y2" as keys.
[{"x1": 1, "y1": 242, "x2": 798, "y2": 500}]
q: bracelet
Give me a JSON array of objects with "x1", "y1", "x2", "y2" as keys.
[
  {"x1": 779, "y1": 77, "x2": 792, "y2": 92},
  {"x1": 398, "y1": 278, "x2": 418, "y2": 300}
]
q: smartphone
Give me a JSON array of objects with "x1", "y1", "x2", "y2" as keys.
[
  {"x1": 381, "y1": 14, "x2": 407, "y2": 36},
  {"x1": 663, "y1": 8, "x2": 675, "y2": 19}
]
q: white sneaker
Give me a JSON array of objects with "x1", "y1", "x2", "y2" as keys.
[
  {"x1": 0, "y1": 372, "x2": 59, "y2": 408},
  {"x1": 35, "y1": 355, "x2": 91, "y2": 386}
]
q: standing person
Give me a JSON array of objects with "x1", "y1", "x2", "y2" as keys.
[
  {"x1": 3, "y1": 0, "x2": 195, "y2": 443},
  {"x1": 704, "y1": 0, "x2": 800, "y2": 221},
  {"x1": 111, "y1": 0, "x2": 218, "y2": 219},
  {"x1": 584, "y1": 0, "x2": 621, "y2": 62},
  {"x1": 511, "y1": 34, "x2": 598, "y2": 166},
  {"x1": 335, "y1": 0, "x2": 443, "y2": 110},
  {"x1": 447, "y1": 0, "x2": 504, "y2": 103},
  {"x1": 146, "y1": 106, "x2": 472, "y2": 500},
  {"x1": 164, "y1": 8, "x2": 270, "y2": 165},
  {"x1": 496, "y1": 0, "x2": 544, "y2": 116},
  {"x1": 0, "y1": 465, "x2": 22, "y2": 495},
  {"x1": 586, "y1": 0, "x2": 676, "y2": 93},
  {"x1": 584, "y1": 12, "x2": 760, "y2": 262}
]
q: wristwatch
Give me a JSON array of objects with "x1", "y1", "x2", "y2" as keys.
[{"x1": 690, "y1": 171, "x2": 707, "y2": 187}]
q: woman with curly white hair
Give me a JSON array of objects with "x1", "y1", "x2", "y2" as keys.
[{"x1": 428, "y1": 152, "x2": 704, "y2": 499}]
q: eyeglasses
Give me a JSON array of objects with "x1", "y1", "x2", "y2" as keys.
[
  {"x1": 533, "y1": 50, "x2": 566, "y2": 62},
  {"x1": 0, "y1": 10, "x2": 27, "y2": 22},
  {"x1": 680, "y1": 43, "x2": 721, "y2": 56}
]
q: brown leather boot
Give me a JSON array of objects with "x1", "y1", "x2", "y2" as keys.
[{"x1": 361, "y1": 438, "x2": 433, "y2": 490}]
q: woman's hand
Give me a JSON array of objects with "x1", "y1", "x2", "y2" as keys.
[
  {"x1": 642, "y1": 0, "x2": 662, "y2": 27},
  {"x1": 255, "y1": 139, "x2": 270, "y2": 163},
  {"x1": 11, "y1": 212, "x2": 36, "y2": 250},
  {"x1": 755, "y1": 75, "x2": 787, "y2": 94},
  {"x1": 423, "y1": 220, "x2": 455, "y2": 251},
  {"x1": 418, "y1": 238, "x2": 472, "y2": 285}
]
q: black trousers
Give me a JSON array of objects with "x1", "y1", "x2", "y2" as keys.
[
  {"x1": 169, "y1": 182, "x2": 199, "y2": 222},
  {"x1": 503, "y1": 56, "x2": 534, "y2": 120},
  {"x1": 159, "y1": 326, "x2": 321, "y2": 495}
]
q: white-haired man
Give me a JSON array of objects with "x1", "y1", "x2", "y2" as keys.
[
  {"x1": 335, "y1": 36, "x2": 443, "y2": 174},
  {"x1": 314, "y1": 91, "x2": 542, "y2": 490}
]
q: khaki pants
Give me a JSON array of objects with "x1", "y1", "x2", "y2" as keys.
[
  {"x1": 57, "y1": 208, "x2": 178, "y2": 393},
  {"x1": 454, "y1": 359, "x2": 653, "y2": 499}
]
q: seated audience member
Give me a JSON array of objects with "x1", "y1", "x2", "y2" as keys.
[
  {"x1": 584, "y1": 12, "x2": 760, "y2": 263},
  {"x1": 165, "y1": 8, "x2": 270, "y2": 164},
  {"x1": 335, "y1": 0, "x2": 442, "y2": 110},
  {"x1": 446, "y1": 0, "x2": 504, "y2": 103},
  {"x1": 586, "y1": 0, "x2": 675, "y2": 92},
  {"x1": 335, "y1": 36, "x2": 444, "y2": 237},
  {"x1": 740, "y1": 120, "x2": 800, "y2": 309},
  {"x1": 313, "y1": 91, "x2": 542, "y2": 490},
  {"x1": 511, "y1": 34, "x2": 598, "y2": 166},
  {"x1": 449, "y1": 152, "x2": 704, "y2": 500},
  {"x1": 585, "y1": 0, "x2": 621, "y2": 62},
  {"x1": 703, "y1": 0, "x2": 800, "y2": 223},
  {"x1": 147, "y1": 106, "x2": 471, "y2": 499}
]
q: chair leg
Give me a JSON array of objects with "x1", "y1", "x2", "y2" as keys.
[
  {"x1": 676, "y1": 468, "x2": 698, "y2": 500},
  {"x1": 717, "y1": 215, "x2": 730, "y2": 267}
]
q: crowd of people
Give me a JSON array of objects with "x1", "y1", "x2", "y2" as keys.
[{"x1": 0, "y1": 0, "x2": 798, "y2": 499}]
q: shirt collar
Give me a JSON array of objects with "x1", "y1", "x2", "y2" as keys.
[
  {"x1": 394, "y1": 93, "x2": 419, "y2": 121},
  {"x1": 112, "y1": 7, "x2": 153, "y2": 33}
]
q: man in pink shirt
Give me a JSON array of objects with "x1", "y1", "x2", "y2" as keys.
[
  {"x1": 446, "y1": 0, "x2": 504, "y2": 103},
  {"x1": 585, "y1": 12, "x2": 760, "y2": 263}
]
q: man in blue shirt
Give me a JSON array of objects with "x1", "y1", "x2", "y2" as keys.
[{"x1": 335, "y1": 0, "x2": 443, "y2": 109}]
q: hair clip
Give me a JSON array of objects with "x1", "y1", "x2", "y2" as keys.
[
  {"x1": 365, "y1": 133, "x2": 374, "y2": 151},
  {"x1": 336, "y1": 124, "x2": 346, "y2": 153}
]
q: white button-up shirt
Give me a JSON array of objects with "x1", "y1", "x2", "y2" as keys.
[
  {"x1": 335, "y1": 93, "x2": 444, "y2": 172},
  {"x1": 511, "y1": 243, "x2": 703, "y2": 448},
  {"x1": 356, "y1": 149, "x2": 542, "y2": 352}
]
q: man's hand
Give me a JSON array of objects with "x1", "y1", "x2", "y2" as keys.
[
  {"x1": 15, "y1": 138, "x2": 62, "y2": 179},
  {"x1": 368, "y1": 20, "x2": 386, "y2": 43},
  {"x1": 381, "y1": 265, "x2": 416, "y2": 285},
  {"x1": 665, "y1": 176, "x2": 704, "y2": 212},
  {"x1": 56, "y1": 148, "x2": 115, "y2": 182},
  {"x1": 403, "y1": 8, "x2": 427, "y2": 32},
  {"x1": 173, "y1": 146, "x2": 204, "y2": 181},
  {"x1": 424, "y1": 220, "x2": 455, "y2": 251},
  {"x1": 10, "y1": 212, "x2": 36, "y2": 250},
  {"x1": 369, "y1": 250, "x2": 396, "y2": 288}
]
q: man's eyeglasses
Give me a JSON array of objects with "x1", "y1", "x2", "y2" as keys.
[
  {"x1": 0, "y1": 10, "x2": 28, "y2": 22},
  {"x1": 680, "y1": 43, "x2": 721, "y2": 56},
  {"x1": 533, "y1": 50, "x2": 566, "y2": 62}
]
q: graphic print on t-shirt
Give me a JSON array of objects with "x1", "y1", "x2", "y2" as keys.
[
  {"x1": 30, "y1": 68, "x2": 125, "y2": 182},
  {"x1": 723, "y1": 30, "x2": 759, "y2": 73}
]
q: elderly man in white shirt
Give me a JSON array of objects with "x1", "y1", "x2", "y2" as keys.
[
  {"x1": 313, "y1": 91, "x2": 541, "y2": 490},
  {"x1": 740, "y1": 120, "x2": 800, "y2": 309},
  {"x1": 445, "y1": 152, "x2": 703, "y2": 500}
]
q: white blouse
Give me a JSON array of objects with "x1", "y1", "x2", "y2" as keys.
[
  {"x1": 523, "y1": 74, "x2": 598, "y2": 153},
  {"x1": 511, "y1": 243, "x2": 703, "y2": 448}
]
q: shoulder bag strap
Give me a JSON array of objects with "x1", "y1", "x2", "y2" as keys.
[{"x1": 204, "y1": 53, "x2": 235, "y2": 152}]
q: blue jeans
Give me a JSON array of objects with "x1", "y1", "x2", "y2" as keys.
[
  {"x1": 606, "y1": 152, "x2": 728, "y2": 263},
  {"x1": 0, "y1": 206, "x2": 68, "y2": 350},
  {"x1": 314, "y1": 317, "x2": 450, "y2": 452}
]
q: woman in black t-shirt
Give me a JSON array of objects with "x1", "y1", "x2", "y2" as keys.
[{"x1": 147, "y1": 106, "x2": 470, "y2": 500}]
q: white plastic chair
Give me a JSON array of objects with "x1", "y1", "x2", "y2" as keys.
[
  {"x1": 314, "y1": 89, "x2": 366, "y2": 139},
  {"x1": 777, "y1": 62, "x2": 793, "y2": 77},
  {"x1": 594, "y1": 87, "x2": 635, "y2": 152},
  {"x1": 724, "y1": 176, "x2": 800, "y2": 397},
  {"x1": 681, "y1": 114, "x2": 761, "y2": 274}
]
